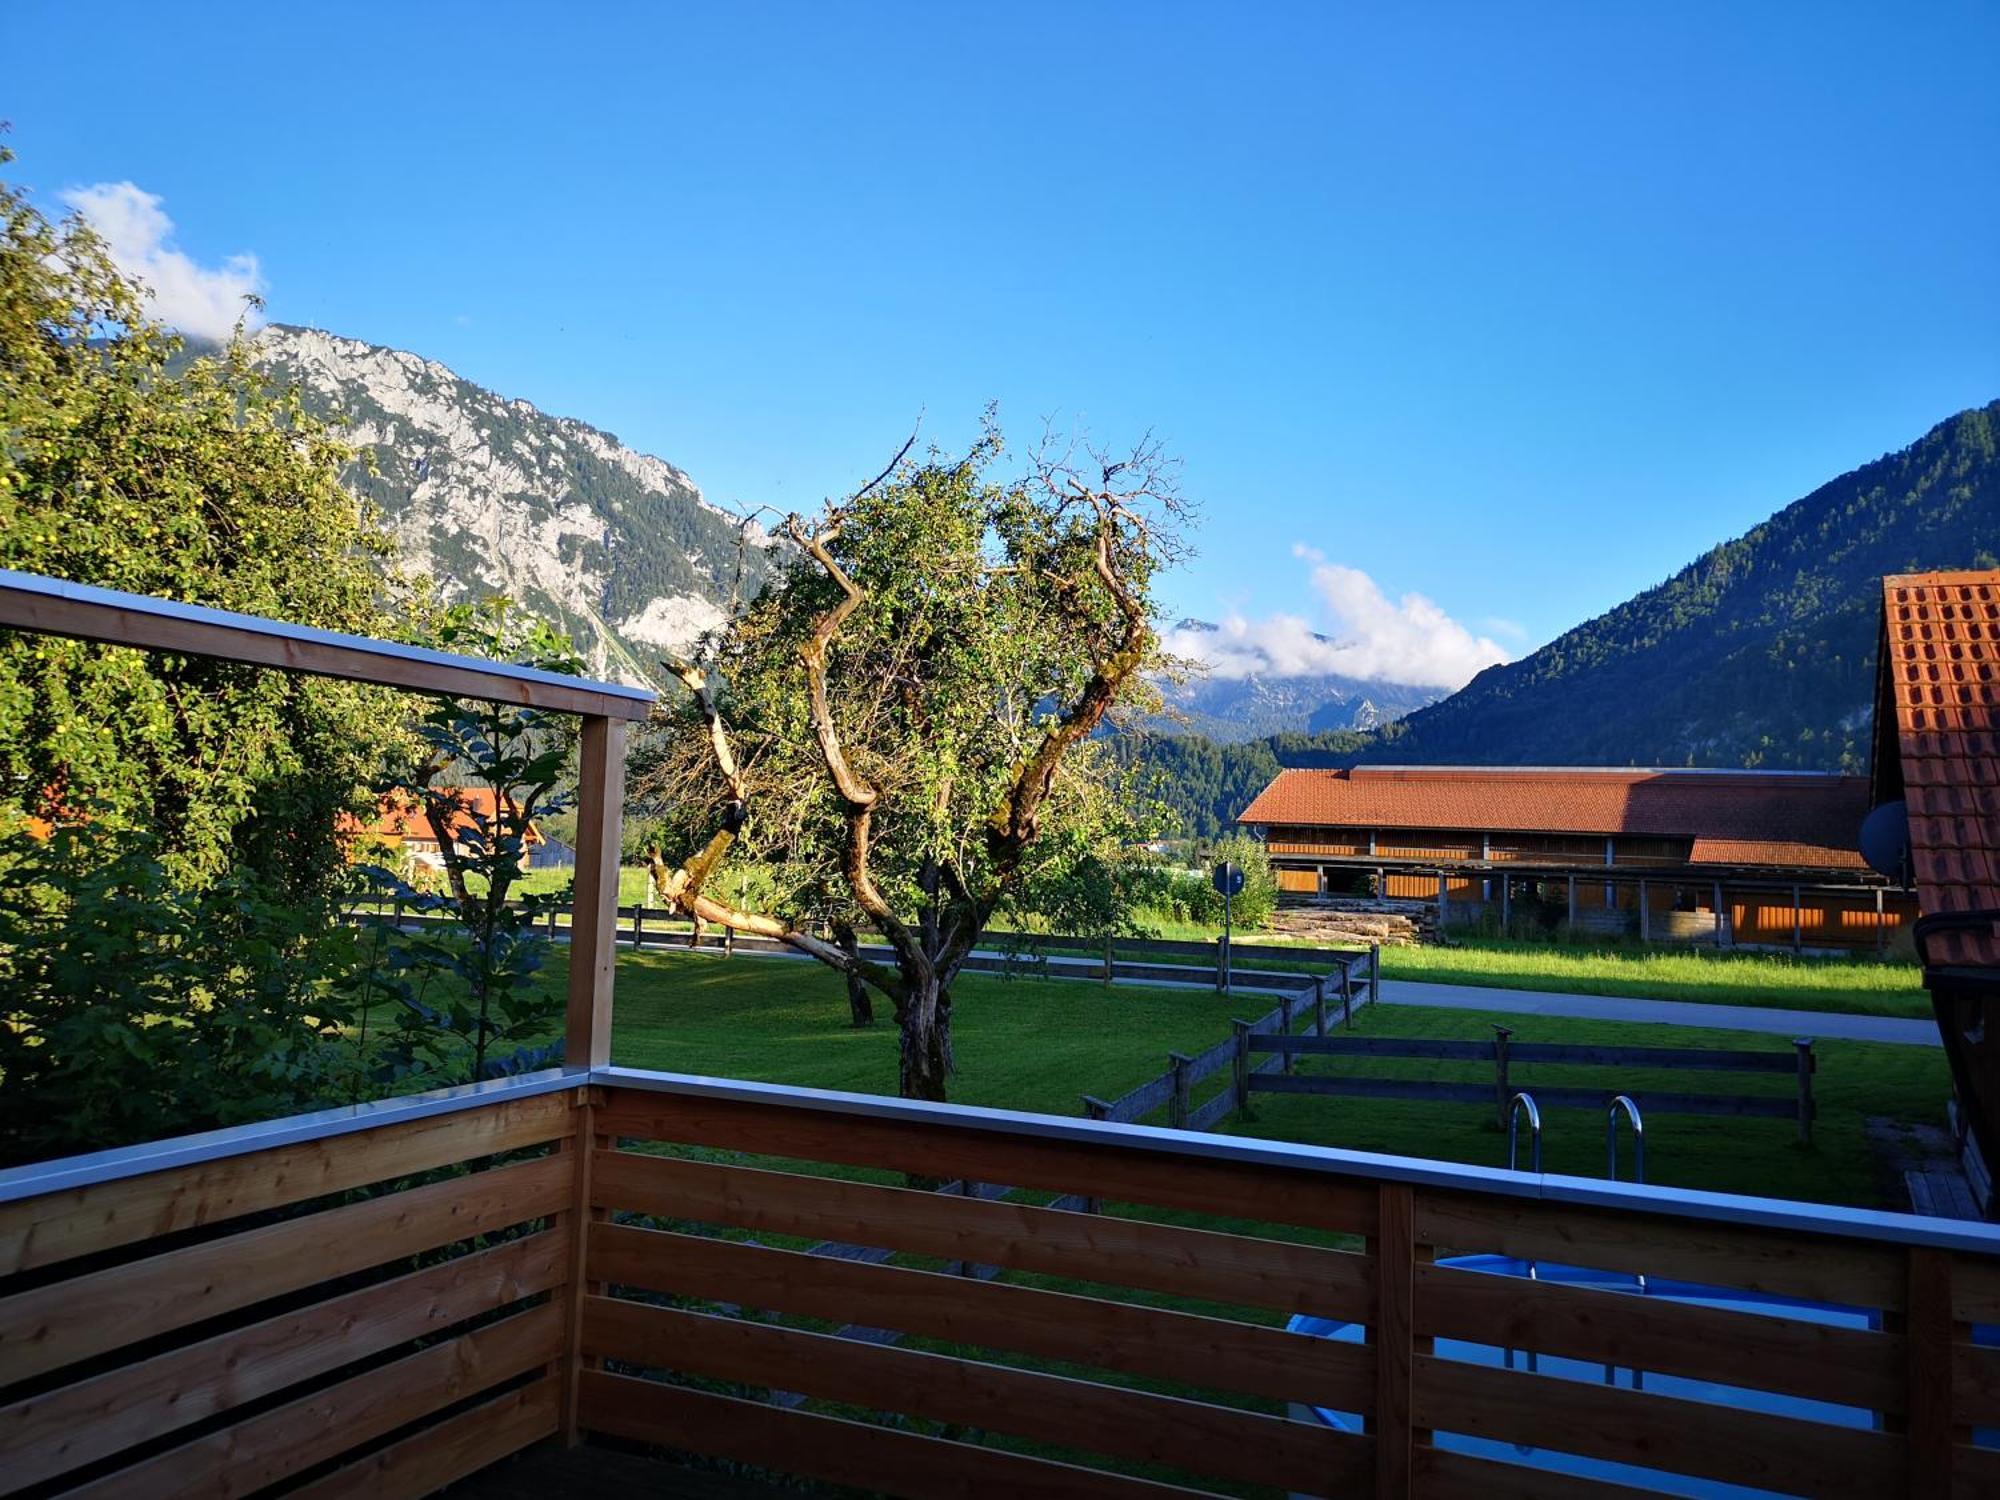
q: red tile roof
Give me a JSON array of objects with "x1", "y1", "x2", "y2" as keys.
[
  {"x1": 1238, "y1": 765, "x2": 1869, "y2": 871},
  {"x1": 1879, "y1": 571, "x2": 2000, "y2": 967},
  {"x1": 340, "y1": 788, "x2": 543, "y2": 846}
]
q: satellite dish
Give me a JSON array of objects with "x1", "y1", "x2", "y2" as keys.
[{"x1": 1859, "y1": 800, "x2": 1910, "y2": 881}]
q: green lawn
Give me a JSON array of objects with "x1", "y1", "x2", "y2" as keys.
[
  {"x1": 608, "y1": 949, "x2": 1244, "y2": 1115},
  {"x1": 1378, "y1": 937, "x2": 1928, "y2": 1018},
  {"x1": 596, "y1": 950, "x2": 1945, "y2": 1209}
]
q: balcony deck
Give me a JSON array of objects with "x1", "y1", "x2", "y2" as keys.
[{"x1": 6, "y1": 1063, "x2": 2000, "y2": 1498}]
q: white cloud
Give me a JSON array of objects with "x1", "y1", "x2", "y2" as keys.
[
  {"x1": 60, "y1": 182, "x2": 264, "y2": 342},
  {"x1": 1163, "y1": 547, "x2": 1511, "y2": 691}
]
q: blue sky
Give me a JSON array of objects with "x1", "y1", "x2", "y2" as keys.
[{"x1": 5, "y1": 1, "x2": 1996, "y2": 688}]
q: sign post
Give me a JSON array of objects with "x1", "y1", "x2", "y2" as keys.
[{"x1": 1213, "y1": 861, "x2": 1245, "y2": 997}]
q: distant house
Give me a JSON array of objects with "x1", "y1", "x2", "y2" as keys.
[
  {"x1": 1238, "y1": 763, "x2": 1911, "y2": 949},
  {"x1": 340, "y1": 787, "x2": 547, "y2": 872}
]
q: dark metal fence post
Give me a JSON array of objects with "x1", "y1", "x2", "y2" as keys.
[
  {"x1": 1169, "y1": 1052, "x2": 1191, "y2": 1130},
  {"x1": 1279, "y1": 989, "x2": 1295, "y2": 1076},
  {"x1": 631, "y1": 904, "x2": 645, "y2": 948},
  {"x1": 1079, "y1": 1096, "x2": 1111, "y2": 1212},
  {"x1": 1795, "y1": 1038, "x2": 1815, "y2": 1145},
  {"x1": 1369, "y1": 943, "x2": 1381, "y2": 1009},
  {"x1": 1313, "y1": 974, "x2": 1327, "y2": 1038},
  {"x1": 1493, "y1": 1024, "x2": 1514, "y2": 1129},
  {"x1": 1232, "y1": 1020, "x2": 1252, "y2": 1112}
]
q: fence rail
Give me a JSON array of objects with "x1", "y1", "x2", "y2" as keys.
[
  {"x1": 1242, "y1": 1028, "x2": 1819, "y2": 1141},
  {"x1": 1080, "y1": 948, "x2": 1383, "y2": 1133}
]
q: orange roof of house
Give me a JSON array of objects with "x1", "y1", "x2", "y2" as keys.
[
  {"x1": 1238, "y1": 765, "x2": 1868, "y2": 871},
  {"x1": 1878, "y1": 571, "x2": 2000, "y2": 967},
  {"x1": 340, "y1": 787, "x2": 544, "y2": 844}
]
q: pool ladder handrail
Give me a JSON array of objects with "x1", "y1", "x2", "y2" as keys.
[
  {"x1": 1503, "y1": 1092, "x2": 1542, "y2": 1377},
  {"x1": 1506, "y1": 1090, "x2": 1542, "y2": 1174},
  {"x1": 1604, "y1": 1094, "x2": 1648, "y2": 1389},
  {"x1": 1606, "y1": 1093, "x2": 1645, "y2": 1185}
]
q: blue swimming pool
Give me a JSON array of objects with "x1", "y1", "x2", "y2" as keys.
[{"x1": 1287, "y1": 1253, "x2": 1994, "y2": 1498}]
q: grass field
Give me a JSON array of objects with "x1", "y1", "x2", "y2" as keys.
[
  {"x1": 1377, "y1": 937, "x2": 1928, "y2": 1018},
  {"x1": 596, "y1": 949, "x2": 1946, "y2": 1209}
]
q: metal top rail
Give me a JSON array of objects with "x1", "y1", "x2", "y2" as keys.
[
  {"x1": 0, "y1": 568, "x2": 656, "y2": 719},
  {"x1": 9, "y1": 1063, "x2": 2000, "y2": 1257}
]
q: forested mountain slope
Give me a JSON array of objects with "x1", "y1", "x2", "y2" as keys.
[
  {"x1": 1356, "y1": 402, "x2": 1999, "y2": 772},
  {"x1": 1130, "y1": 401, "x2": 1998, "y2": 835}
]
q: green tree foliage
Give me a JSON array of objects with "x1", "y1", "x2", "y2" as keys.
[
  {"x1": 352, "y1": 603, "x2": 583, "y2": 1087},
  {"x1": 636, "y1": 425, "x2": 1188, "y2": 1100},
  {"x1": 0, "y1": 149, "x2": 401, "y2": 893},
  {"x1": 0, "y1": 823, "x2": 367, "y2": 1163},
  {"x1": 0, "y1": 148, "x2": 404, "y2": 1159}
]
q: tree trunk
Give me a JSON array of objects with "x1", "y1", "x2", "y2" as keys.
[
  {"x1": 899, "y1": 975, "x2": 953, "y2": 1102},
  {"x1": 833, "y1": 920, "x2": 874, "y2": 1027}
]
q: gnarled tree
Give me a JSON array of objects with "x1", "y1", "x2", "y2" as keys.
[{"x1": 634, "y1": 426, "x2": 1185, "y2": 1100}]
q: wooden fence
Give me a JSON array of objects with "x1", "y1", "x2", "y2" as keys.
[
  {"x1": 6, "y1": 1066, "x2": 2000, "y2": 1496},
  {"x1": 372, "y1": 900, "x2": 1376, "y2": 998},
  {"x1": 1081, "y1": 948, "x2": 1381, "y2": 1132},
  {"x1": 1242, "y1": 1028, "x2": 1819, "y2": 1142}
]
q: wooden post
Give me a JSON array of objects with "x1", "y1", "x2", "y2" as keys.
[
  {"x1": 1905, "y1": 1247, "x2": 1956, "y2": 1496},
  {"x1": 564, "y1": 715, "x2": 627, "y2": 1070},
  {"x1": 1080, "y1": 1097, "x2": 1110, "y2": 1212},
  {"x1": 1639, "y1": 877, "x2": 1650, "y2": 942},
  {"x1": 559, "y1": 1087, "x2": 607, "y2": 1445},
  {"x1": 1794, "y1": 1038, "x2": 1815, "y2": 1145},
  {"x1": 1567, "y1": 873, "x2": 1577, "y2": 930},
  {"x1": 1102, "y1": 931, "x2": 1115, "y2": 983},
  {"x1": 1216, "y1": 934, "x2": 1228, "y2": 995},
  {"x1": 1500, "y1": 874, "x2": 1510, "y2": 930},
  {"x1": 1371, "y1": 1183, "x2": 1424, "y2": 1499},
  {"x1": 1279, "y1": 987, "x2": 1295, "y2": 1076},
  {"x1": 1793, "y1": 885, "x2": 1803, "y2": 953},
  {"x1": 1715, "y1": 880, "x2": 1726, "y2": 948},
  {"x1": 631, "y1": 904, "x2": 645, "y2": 949},
  {"x1": 1231, "y1": 1020, "x2": 1252, "y2": 1112},
  {"x1": 1169, "y1": 1052, "x2": 1192, "y2": 1130},
  {"x1": 1493, "y1": 1025, "x2": 1513, "y2": 1129},
  {"x1": 1313, "y1": 974, "x2": 1328, "y2": 1038},
  {"x1": 1369, "y1": 943, "x2": 1381, "y2": 1009},
  {"x1": 1342, "y1": 960, "x2": 1355, "y2": 1030},
  {"x1": 1437, "y1": 869, "x2": 1448, "y2": 925},
  {"x1": 1876, "y1": 886, "x2": 1887, "y2": 955}
]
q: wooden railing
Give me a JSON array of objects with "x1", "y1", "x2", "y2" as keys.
[{"x1": 6, "y1": 1066, "x2": 2000, "y2": 1497}]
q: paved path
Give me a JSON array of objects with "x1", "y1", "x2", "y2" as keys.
[{"x1": 1379, "y1": 979, "x2": 1939, "y2": 1047}]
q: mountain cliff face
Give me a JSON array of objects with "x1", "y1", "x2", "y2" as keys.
[
  {"x1": 251, "y1": 325, "x2": 777, "y2": 682},
  {"x1": 1356, "y1": 401, "x2": 2000, "y2": 771}
]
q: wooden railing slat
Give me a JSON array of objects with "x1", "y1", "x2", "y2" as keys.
[
  {"x1": 583, "y1": 1298, "x2": 1367, "y2": 1494},
  {"x1": 0, "y1": 1229, "x2": 563, "y2": 1494},
  {"x1": 1414, "y1": 1261, "x2": 1903, "y2": 1414},
  {"x1": 1953, "y1": 1342, "x2": 2000, "y2": 1428},
  {"x1": 1413, "y1": 1189, "x2": 1905, "y2": 1310},
  {"x1": 1411, "y1": 1354, "x2": 1900, "y2": 1497},
  {"x1": 1411, "y1": 1445, "x2": 1674, "y2": 1500},
  {"x1": 0, "y1": 1090, "x2": 575, "y2": 1276},
  {"x1": 588, "y1": 1221, "x2": 1373, "y2": 1411},
  {"x1": 0, "y1": 1150, "x2": 568, "y2": 1386},
  {"x1": 591, "y1": 1148, "x2": 1373, "y2": 1320},
  {"x1": 283, "y1": 1377, "x2": 560, "y2": 1500},
  {"x1": 60, "y1": 1302, "x2": 562, "y2": 1500},
  {"x1": 581, "y1": 1370, "x2": 1224, "y2": 1499},
  {"x1": 596, "y1": 1091, "x2": 1377, "y2": 1235}
]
